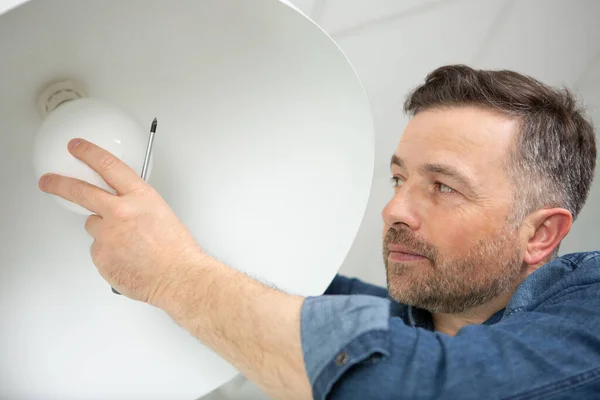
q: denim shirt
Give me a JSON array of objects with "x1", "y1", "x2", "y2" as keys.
[{"x1": 300, "y1": 251, "x2": 600, "y2": 399}]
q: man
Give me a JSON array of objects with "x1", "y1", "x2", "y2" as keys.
[{"x1": 38, "y1": 65, "x2": 599, "y2": 399}]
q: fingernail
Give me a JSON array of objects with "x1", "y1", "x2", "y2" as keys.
[
  {"x1": 68, "y1": 139, "x2": 81, "y2": 150},
  {"x1": 38, "y1": 174, "x2": 51, "y2": 190}
]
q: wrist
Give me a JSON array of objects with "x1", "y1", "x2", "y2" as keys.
[{"x1": 151, "y1": 250, "x2": 219, "y2": 313}]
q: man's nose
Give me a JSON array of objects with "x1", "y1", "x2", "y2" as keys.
[{"x1": 382, "y1": 183, "x2": 421, "y2": 231}]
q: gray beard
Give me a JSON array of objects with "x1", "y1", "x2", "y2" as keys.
[{"x1": 383, "y1": 226, "x2": 524, "y2": 314}]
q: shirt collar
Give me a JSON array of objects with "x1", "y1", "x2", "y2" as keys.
[{"x1": 406, "y1": 305, "x2": 506, "y2": 331}]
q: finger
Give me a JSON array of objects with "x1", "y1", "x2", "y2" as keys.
[
  {"x1": 67, "y1": 138, "x2": 144, "y2": 195},
  {"x1": 38, "y1": 173, "x2": 115, "y2": 215},
  {"x1": 85, "y1": 214, "x2": 103, "y2": 238}
]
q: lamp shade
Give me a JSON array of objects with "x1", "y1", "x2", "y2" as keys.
[{"x1": 0, "y1": 0, "x2": 374, "y2": 399}]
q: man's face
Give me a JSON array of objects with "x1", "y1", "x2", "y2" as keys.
[{"x1": 382, "y1": 107, "x2": 527, "y2": 313}]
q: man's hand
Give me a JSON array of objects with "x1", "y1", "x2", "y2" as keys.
[{"x1": 38, "y1": 138, "x2": 203, "y2": 305}]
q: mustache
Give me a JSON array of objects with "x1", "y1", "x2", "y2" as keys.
[{"x1": 383, "y1": 227, "x2": 438, "y2": 261}]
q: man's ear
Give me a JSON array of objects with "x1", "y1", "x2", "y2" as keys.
[{"x1": 523, "y1": 208, "x2": 572, "y2": 265}]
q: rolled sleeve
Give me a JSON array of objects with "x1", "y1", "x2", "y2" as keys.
[{"x1": 301, "y1": 295, "x2": 392, "y2": 398}]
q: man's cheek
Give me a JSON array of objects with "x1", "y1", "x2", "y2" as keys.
[{"x1": 429, "y1": 216, "x2": 483, "y2": 253}]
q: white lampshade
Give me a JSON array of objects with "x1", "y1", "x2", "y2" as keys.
[{"x1": 0, "y1": 1, "x2": 374, "y2": 399}]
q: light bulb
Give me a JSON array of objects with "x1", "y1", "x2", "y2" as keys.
[{"x1": 33, "y1": 97, "x2": 149, "y2": 215}]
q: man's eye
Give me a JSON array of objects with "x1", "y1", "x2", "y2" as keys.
[
  {"x1": 391, "y1": 177, "x2": 404, "y2": 187},
  {"x1": 435, "y1": 182, "x2": 455, "y2": 193}
]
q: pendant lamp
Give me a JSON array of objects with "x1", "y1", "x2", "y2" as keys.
[{"x1": 0, "y1": 0, "x2": 374, "y2": 398}]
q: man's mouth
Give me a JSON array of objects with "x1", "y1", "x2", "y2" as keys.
[{"x1": 387, "y1": 244, "x2": 428, "y2": 261}]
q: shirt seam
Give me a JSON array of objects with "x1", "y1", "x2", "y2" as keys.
[{"x1": 563, "y1": 253, "x2": 599, "y2": 271}]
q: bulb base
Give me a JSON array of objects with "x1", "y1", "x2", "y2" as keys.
[{"x1": 37, "y1": 80, "x2": 87, "y2": 119}]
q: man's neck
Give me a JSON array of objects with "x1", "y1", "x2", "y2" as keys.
[{"x1": 432, "y1": 291, "x2": 514, "y2": 336}]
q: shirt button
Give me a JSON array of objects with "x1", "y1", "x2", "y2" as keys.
[{"x1": 335, "y1": 351, "x2": 350, "y2": 366}]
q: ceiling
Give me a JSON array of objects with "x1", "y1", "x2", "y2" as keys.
[{"x1": 290, "y1": 0, "x2": 600, "y2": 286}]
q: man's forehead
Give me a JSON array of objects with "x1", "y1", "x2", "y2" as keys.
[
  {"x1": 400, "y1": 107, "x2": 517, "y2": 150},
  {"x1": 396, "y1": 107, "x2": 517, "y2": 168}
]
